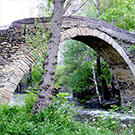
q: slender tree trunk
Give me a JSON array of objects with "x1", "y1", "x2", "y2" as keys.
[
  {"x1": 31, "y1": 0, "x2": 65, "y2": 114},
  {"x1": 96, "y1": 0, "x2": 100, "y2": 18},
  {"x1": 112, "y1": 75, "x2": 121, "y2": 106},
  {"x1": 29, "y1": 66, "x2": 32, "y2": 85},
  {"x1": 111, "y1": 74, "x2": 116, "y2": 97},
  {"x1": 17, "y1": 83, "x2": 21, "y2": 93},
  {"x1": 96, "y1": 55, "x2": 110, "y2": 100},
  {"x1": 101, "y1": 78, "x2": 109, "y2": 100},
  {"x1": 92, "y1": 54, "x2": 101, "y2": 103}
]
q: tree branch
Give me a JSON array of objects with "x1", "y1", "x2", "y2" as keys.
[
  {"x1": 63, "y1": 0, "x2": 75, "y2": 15},
  {"x1": 96, "y1": 0, "x2": 100, "y2": 18},
  {"x1": 124, "y1": 2, "x2": 134, "y2": 30},
  {"x1": 68, "y1": 0, "x2": 89, "y2": 17},
  {"x1": 101, "y1": 0, "x2": 114, "y2": 16},
  {"x1": 90, "y1": 0, "x2": 97, "y2": 12},
  {"x1": 88, "y1": 77, "x2": 94, "y2": 82}
]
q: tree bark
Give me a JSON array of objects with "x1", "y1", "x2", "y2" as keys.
[
  {"x1": 96, "y1": 0, "x2": 100, "y2": 18},
  {"x1": 92, "y1": 54, "x2": 101, "y2": 103},
  {"x1": 111, "y1": 74, "x2": 116, "y2": 97},
  {"x1": 101, "y1": 78, "x2": 109, "y2": 100},
  {"x1": 29, "y1": 66, "x2": 32, "y2": 85},
  {"x1": 31, "y1": 0, "x2": 65, "y2": 114},
  {"x1": 63, "y1": 0, "x2": 75, "y2": 15},
  {"x1": 96, "y1": 55, "x2": 110, "y2": 100},
  {"x1": 17, "y1": 83, "x2": 21, "y2": 93}
]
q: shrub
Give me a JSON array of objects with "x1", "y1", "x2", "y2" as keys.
[{"x1": 0, "y1": 92, "x2": 116, "y2": 135}]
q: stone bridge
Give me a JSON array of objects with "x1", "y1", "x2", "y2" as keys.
[{"x1": 0, "y1": 16, "x2": 135, "y2": 105}]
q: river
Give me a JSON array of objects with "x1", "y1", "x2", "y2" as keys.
[{"x1": 10, "y1": 93, "x2": 135, "y2": 128}]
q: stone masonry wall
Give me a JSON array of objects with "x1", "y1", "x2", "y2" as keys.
[{"x1": 0, "y1": 16, "x2": 135, "y2": 105}]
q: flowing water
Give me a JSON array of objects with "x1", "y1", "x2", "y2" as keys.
[
  {"x1": 10, "y1": 93, "x2": 25, "y2": 106},
  {"x1": 10, "y1": 93, "x2": 135, "y2": 127},
  {"x1": 68, "y1": 97, "x2": 135, "y2": 127}
]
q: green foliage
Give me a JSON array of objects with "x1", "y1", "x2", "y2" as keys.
[
  {"x1": 54, "y1": 65, "x2": 69, "y2": 88},
  {"x1": 18, "y1": 56, "x2": 44, "y2": 90},
  {"x1": 55, "y1": 39, "x2": 111, "y2": 94},
  {"x1": 25, "y1": 23, "x2": 49, "y2": 59},
  {"x1": 65, "y1": 62, "x2": 94, "y2": 93},
  {"x1": 130, "y1": 44, "x2": 135, "y2": 55},
  {"x1": 99, "y1": 0, "x2": 135, "y2": 31},
  {"x1": 55, "y1": 64, "x2": 93, "y2": 93},
  {"x1": 38, "y1": 1, "x2": 53, "y2": 17},
  {"x1": 63, "y1": 40, "x2": 88, "y2": 67},
  {"x1": 23, "y1": 10, "x2": 51, "y2": 90},
  {"x1": 25, "y1": 9, "x2": 52, "y2": 60},
  {"x1": 22, "y1": 90, "x2": 38, "y2": 112},
  {"x1": 0, "y1": 93, "x2": 115, "y2": 135},
  {"x1": 19, "y1": 72, "x2": 30, "y2": 85},
  {"x1": 81, "y1": 0, "x2": 135, "y2": 31},
  {"x1": 31, "y1": 57, "x2": 44, "y2": 84},
  {"x1": 98, "y1": 59, "x2": 112, "y2": 85},
  {"x1": 61, "y1": 40, "x2": 95, "y2": 92},
  {"x1": 1, "y1": 94, "x2": 135, "y2": 135},
  {"x1": 89, "y1": 104, "x2": 135, "y2": 134}
]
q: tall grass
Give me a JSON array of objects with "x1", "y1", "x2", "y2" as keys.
[{"x1": 0, "y1": 92, "x2": 134, "y2": 135}]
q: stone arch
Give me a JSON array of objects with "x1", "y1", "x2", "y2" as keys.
[
  {"x1": 0, "y1": 54, "x2": 35, "y2": 104},
  {"x1": 60, "y1": 27, "x2": 135, "y2": 104},
  {"x1": 60, "y1": 27, "x2": 135, "y2": 82},
  {"x1": 0, "y1": 16, "x2": 135, "y2": 104}
]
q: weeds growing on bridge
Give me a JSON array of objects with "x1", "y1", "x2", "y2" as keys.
[{"x1": 0, "y1": 92, "x2": 135, "y2": 135}]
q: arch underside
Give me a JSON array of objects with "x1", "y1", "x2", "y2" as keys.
[
  {"x1": 60, "y1": 27, "x2": 135, "y2": 105},
  {"x1": 0, "y1": 55, "x2": 34, "y2": 104},
  {"x1": 73, "y1": 35, "x2": 134, "y2": 83},
  {"x1": 60, "y1": 27, "x2": 135, "y2": 84}
]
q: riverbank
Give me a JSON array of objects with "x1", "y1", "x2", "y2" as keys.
[
  {"x1": 7, "y1": 92, "x2": 135, "y2": 134},
  {"x1": 1, "y1": 93, "x2": 117, "y2": 135},
  {"x1": 10, "y1": 93, "x2": 135, "y2": 125}
]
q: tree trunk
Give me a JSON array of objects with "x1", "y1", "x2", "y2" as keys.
[
  {"x1": 17, "y1": 83, "x2": 21, "y2": 93},
  {"x1": 101, "y1": 78, "x2": 109, "y2": 100},
  {"x1": 31, "y1": 0, "x2": 65, "y2": 114},
  {"x1": 111, "y1": 74, "x2": 116, "y2": 97},
  {"x1": 96, "y1": 55, "x2": 110, "y2": 100},
  {"x1": 92, "y1": 54, "x2": 101, "y2": 103},
  {"x1": 29, "y1": 66, "x2": 32, "y2": 85},
  {"x1": 111, "y1": 75, "x2": 121, "y2": 106}
]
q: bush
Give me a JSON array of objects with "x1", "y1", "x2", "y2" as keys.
[
  {"x1": 89, "y1": 104, "x2": 135, "y2": 135},
  {"x1": 0, "y1": 92, "x2": 116, "y2": 135}
]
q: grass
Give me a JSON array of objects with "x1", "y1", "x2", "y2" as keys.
[{"x1": 0, "y1": 92, "x2": 135, "y2": 135}]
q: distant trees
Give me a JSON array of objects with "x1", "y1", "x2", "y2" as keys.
[
  {"x1": 80, "y1": 0, "x2": 135, "y2": 31},
  {"x1": 76, "y1": 0, "x2": 135, "y2": 99},
  {"x1": 55, "y1": 40, "x2": 112, "y2": 101}
]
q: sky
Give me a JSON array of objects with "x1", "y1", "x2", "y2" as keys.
[{"x1": 0, "y1": 0, "x2": 42, "y2": 26}]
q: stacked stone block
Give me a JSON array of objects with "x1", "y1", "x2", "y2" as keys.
[{"x1": 0, "y1": 16, "x2": 135, "y2": 105}]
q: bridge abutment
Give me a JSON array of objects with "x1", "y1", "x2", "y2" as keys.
[{"x1": 119, "y1": 81, "x2": 135, "y2": 106}]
